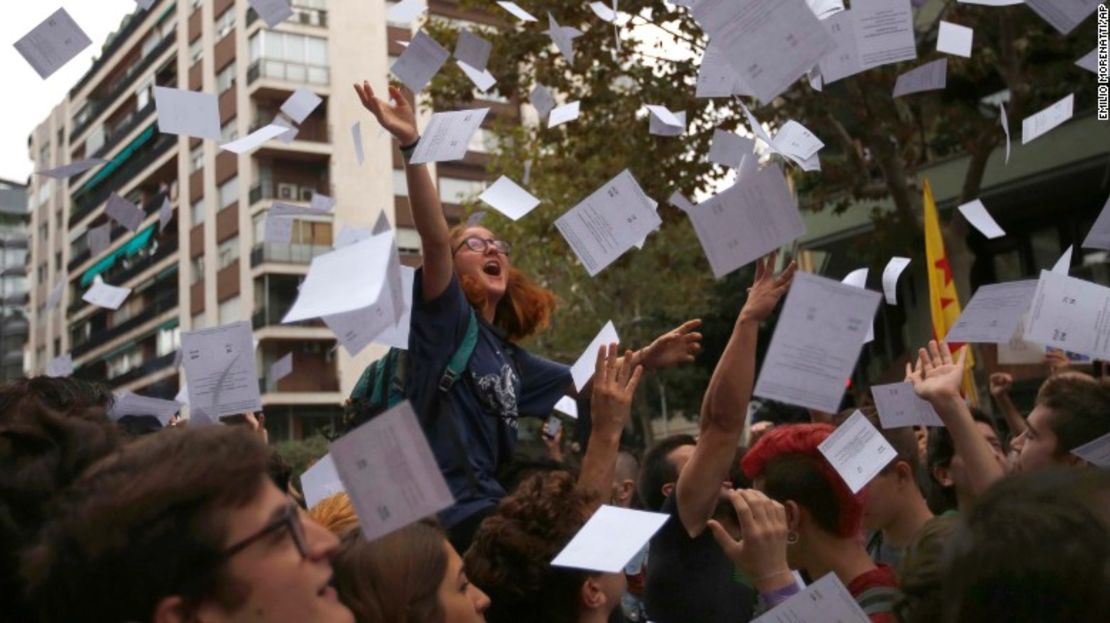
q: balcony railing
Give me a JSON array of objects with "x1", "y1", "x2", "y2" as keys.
[
  {"x1": 71, "y1": 291, "x2": 178, "y2": 358},
  {"x1": 247, "y1": 59, "x2": 330, "y2": 86},
  {"x1": 106, "y1": 351, "x2": 177, "y2": 388},
  {"x1": 88, "y1": 101, "x2": 157, "y2": 161},
  {"x1": 96, "y1": 235, "x2": 178, "y2": 289},
  {"x1": 252, "y1": 304, "x2": 323, "y2": 329},
  {"x1": 70, "y1": 130, "x2": 174, "y2": 227},
  {"x1": 250, "y1": 242, "x2": 331, "y2": 266},
  {"x1": 251, "y1": 115, "x2": 331, "y2": 143},
  {"x1": 248, "y1": 180, "x2": 332, "y2": 206}
]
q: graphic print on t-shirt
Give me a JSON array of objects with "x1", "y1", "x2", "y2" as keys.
[{"x1": 473, "y1": 362, "x2": 520, "y2": 428}]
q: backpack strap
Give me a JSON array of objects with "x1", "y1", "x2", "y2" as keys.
[
  {"x1": 856, "y1": 586, "x2": 901, "y2": 617},
  {"x1": 432, "y1": 308, "x2": 482, "y2": 494}
]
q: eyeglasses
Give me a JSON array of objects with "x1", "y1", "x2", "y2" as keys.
[
  {"x1": 220, "y1": 501, "x2": 308, "y2": 561},
  {"x1": 452, "y1": 236, "x2": 512, "y2": 256}
]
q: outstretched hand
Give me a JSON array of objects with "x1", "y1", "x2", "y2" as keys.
[
  {"x1": 740, "y1": 252, "x2": 796, "y2": 324},
  {"x1": 591, "y1": 343, "x2": 644, "y2": 441},
  {"x1": 353, "y1": 81, "x2": 419, "y2": 145},
  {"x1": 640, "y1": 319, "x2": 703, "y2": 370},
  {"x1": 906, "y1": 340, "x2": 967, "y2": 403}
]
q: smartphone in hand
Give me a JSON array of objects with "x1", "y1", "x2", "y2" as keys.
[{"x1": 542, "y1": 414, "x2": 562, "y2": 440}]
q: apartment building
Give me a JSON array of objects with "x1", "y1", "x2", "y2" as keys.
[
  {"x1": 0, "y1": 179, "x2": 28, "y2": 382},
  {"x1": 25, "y1": 0, "x2": 511, "y2": 440}
]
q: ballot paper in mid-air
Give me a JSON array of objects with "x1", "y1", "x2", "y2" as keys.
[
  {"x1": 752, "y1": 573, "x2": 871, "y2": 623},
  {"x1": 958, "y1": 200, "x2": 1006, "y2": 239},
  {"x1": 330, "y1": 401, "x2": 454, "y2": 542},
  {"x1": 772, "y1": 120, "x2": 825, "y2": 163},
  {"x1": 301, "y1": 453, "x2": 347, "y2": 510},
  {"x1": 387, "y1": 0, "x2": 426, "y2": 24},
  {"x1": 270, "y1": 352, "x2": 294, "y2": 384},
  {"x1": 1051, "y1": 245, "x2": 1073, "y2": 275},
  {"x1": 548, "y1": 101, "x2": 581, "y2": 128},
  {"x1": 551, "y1": 505, "x2": 669, "y2": 573},
  {"x1": 46, "y1": 278, "x2": 64, "y2": 310},
  {"x1": 350, "y1": 121, "x2": 365, "y2": 165},
  {"x1": 154, "y1": 87, "x2": 221, "y2": 140},
  {"x1": 1000, "y1": 101, "x2": 1012, "y2": 165},
  {"x1": 1082, "y1": 194, "x2": 1110, "y2": 250},
  {"x1": 370, "y1": 266, "x2": 416, "y2": 351},
  {"x1": 248, "y1": 0, "x2": 293, "y2": 27},
  {"x1": 284, "y1": 232, "x2": 397, "y2": 323},
  {"x1": 644, "y1": 105, "x2": 683, "y2": 131},
  {"x1": 181, "y1": 321, "x2": 262, "y2": 419},
  {"x1": 754, "y1": 272, "x2": 881, "y2": 413},
  {"x1": 892, "y1": 58, "x2": 947, "y2": 98},
  {"x1": 479, "y1": 177, "x2": 540, "y2": 220},
  {"x1": 871, "y1": 382, "x2": 944, "y2": 428},
  {"x1": 553, "y1": 395, "x2": 579, "y2": 419},
  {"x1": 807, "y1": 0, "x2": 846, "y2": 19},
  {"x1": 1023, "y1": 270, "x2": 1110, "y2": 361},
  {"x1": 88, "y1": 223, "x2": 111, "y2": 257},
  {"x1": 221, "y1": 123, "x2": 289, "y2": 154},
  {"x1": 688, "y1": 166, "x2": 806, "y2": 279},
  {"x1": 13, "y1": 8, "x2": 92, "y2": 79},
  {"x1": 853, "y1": 0, "x2": 917, "y2": 69},
  {"x1": 109, "y1": 392, "x2": 182, "y2": 426},
  {"x1": 455, "y1": 30, "x2": 492, "y2": 71},
  {"x1": 817, "y1": 10, "x2": 864, "y2": 84},
  {"x1": 530, "y1": 84, "x2": 557, "y2": 120},
  {"x1": 649, "y1": 110, "x2": 686, "y2": 137},
  {"x1": 322, "y1": 237, "x2": 405, "y2": 356},
  {"x1": 158, "y1": 197, "x2": 173, "y2": 232},
  {"x1": 882, "y1": 257, "x2": 911, "y2": 305},
  {"x1": 280, "y1": 88, "x2": 323, "y2": 124},
  {"x1": 391, "y1": 31, "x2": 450, "y2": 93},
  {"x1": 1075, "y1": 47, "x2": 1098, "y2": 73},
  {"x1": 946, "y1": 280, "x2": 1038, "y2": 344},
  {"x1": 818, "y1": 410, "x2": 896, "y2": 493},
  {"x1": 708, "y1": 130, "x2": 755, "y2": 170},
  {"x1": 458, "y1": 61, "x2": 496, "y2": 92},
  {"x1": 409, "y1": 108, "x2": 490, "y2": 164},
  {"x1": 1070, "y1": 431, "x2": 1110, "y2": 468},
  {"x1": 45, "y1": 354, "x2": 73, "y2": 378},
  {"x1": 696, "y1": 41, "x2": 753, "y2": 98},
  {"x1": 1022, "y1": 93, "x2": 1073, "y2": 145},
  {"x1": 545, "y1": 13, "x2": 583, "y2": 65},
  {"x1": 570, "y1": 321, "x2": 621, "y2": 391},
  {"x1": 36, "y1": 158, "x2": 108, "y2": 179},
  {"x1": 82, "y1": 280, "x2": 132, "y2": 310},
  {"x1": 1024, "y1": 0, "x2": 1102, "y2": 35},
  {"x1": 840, "y1": 269, "x2": 875, "y2": 343},
  {"x1": 554, "y1": 170, "x2": 661, "y2": 277},
  {"x1": 937, "y1": 21, "x2": 974, "y2": 57},
  {"x1": 497, "y1": 1, "x2": 538, "y2": 21},
  {"x1": 106, "y1": 194, "x2": 145, "y2": 232}
]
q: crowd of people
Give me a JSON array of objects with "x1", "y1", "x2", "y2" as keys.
[{"x1": 1, "y1": 83, "x2": 1108, "y2": 623}]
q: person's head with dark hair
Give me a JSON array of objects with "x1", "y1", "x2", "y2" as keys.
[
  {"x1": 942, "y1": 467, "x2": 1110, "y2": 623},
  {"x1": 611, "y1": 450, "x2": 640, "y2": 508},
  {"x1": 0, "y1": 376, "x2": 121, "y2": 623},
  {"x1": 925, "y1": 407, "x2": 1006, "y2": 514},
  {"x1": 496, "y1": 452, "x2": 573, "y2": 494},
  {"x1": 893, "y1": 515, "x2": 959, "y2": 623},
  {"x1": 636, "y1": 434, "x2": 696, "y2": 512},
  {"x1": 1011, "y1": 375, "x2": 1110, "y2": 472},
  {"x1": 309, "y1": 494, "x2": 490, "y2": 623},
  {"x1": 466, "y1": 471, "x2": 624, "y2": 623},
  {"x1": 21, "y1": 426, "x2": 354, "y2": 623}
]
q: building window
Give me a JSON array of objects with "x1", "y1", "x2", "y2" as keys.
[
  {"x1": 190, "y1": 255, "x2": 205, "y2": 285},
  {"x1": 218, "y1": 296, "x2": 241, "y2": 324},
  {"x1": 190, "y1": 145, "x2": 204, "y2": 173},
  {"x1": 220, "y1": 118, "x2": 239, "y2": 142},
  {"x1": 217, "y1": 236, "x2": 240, "y2": 269},
  {"x1": 156, "y1": 325, "x2": 180, "y2": 357},
  {"x1": 191, "y1": 198, "x2": 206, "y2": 226},
  {"x1": 437, "y1": 177, "x2": 487, "y2": 205},
  {"x1": 189, "y1": 38, "x2": 203, "y2": 63},
  {"x1": 392, "y1": 169, "x2": 408, "y2": 197},
  {"x1": 216, "y1": 61, "x2": 237, "y2": 93},
  {"x1": 106, "y1": 348, "x2": 144, "y2": 380},
  {"x1": 395, "y1": 227, "x2": 421, "y2": 255},
  {"x1": 248, "y1": 31, "x2": 329, "y2": 84},
  {"x1": 219, "y1": 176, "x2": 239, "y2": 209},
  {"x1": 215, "y1": 7, "x2": 236, "y2": 39}
]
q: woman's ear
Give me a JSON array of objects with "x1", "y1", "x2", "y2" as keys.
[
  {"x1": 580, "y1": 576, "x2": 606, "y2": 609},
  {"x1": 152, "y1": 596, "x2": 187, "y2": 623},
  {"x1": 895, "y1": 460, "x2": 915, "y2": 485},
  {"x1": 783, "y1": 500, "x2": 802, "y2": 532},
  {"x1": 661, "y1": 482, "x2": 676, "y2": 501},
  {"x1": 932, "y1": 464, "x2": 954, "y2": 487}
]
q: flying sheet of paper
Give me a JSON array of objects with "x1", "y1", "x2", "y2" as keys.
[
  {"x1": 478, "y1": 176, "x2": 540, "y2": 220},
  {"x1": 45, "y1": 354, "x2": 73, "y2": 378},
  {"x1": 82, "y1": 280, "x2": 132, "y2": 310},
  {"x1": 410, "y1": 108, "x2": 490, "y2": 164},
  {"x1": 688, "y1": 167, "x2": 806, "y2": 279},
  {"x1": 755, "y1": 272, "x2": 881, "y2": 412},
  {"x1": 330, "y1": 401, "x2": 454, "y2": 542},
  {"x1": 708, "y1": 130, "x2": 756, "y2": 169},
  {"x1": 545, "y1": 13, "x2": 582, "y2": 64},
  {"x1": 946, "y1": 280, "x2": 1038, "y2": 344},
  {"x1": 840, "y1": 269, "x2": 875, "y2": 343},
  {"x1": 997, "y1": 313, "x2": 1048, "y2": 364},
  {"x1": 696, "y1": 40, "x2": 753, "y2": 98},
  {"x1": 1075, "y1": 47, "x2": 1098, "y2": 73},
  {"x1": 310, "y1": 193, "x2": 335, "y2": 212},
  {"x1": 1023, "y1": 270, "x2": 1110, "y2": 361},
  {"x1": 370, "y1": 266, "x2": 416, "y2": 351},
  {"x1": 301, "y1": 454, "x2": 347, "y2": 510},
  {"x1": 937, "y1": 21, "x2": 973, "y2": 57},
  {"x1": 571, "y1": 321, "x2": 620, "y2": 391},
  {"x1": 958, "y1": 199, "x2": 1006, "y2": 239},
  {"x1": 871, "y1": 382, "x2": 944, "y2": 428},
  {"x1": 1051, "y1": 245, "x2": 1073, "y2": 275},
  {"x1": 1070, "y1": 431, "x2": 1110, "y2": 468},
  {"x1": 853, "y1": 0, "x2": 917, "y2": 69},
  {"x1": 999, "y1": 101, "x2": 1011, "y2": 165},
  {"x1": 818, "y1": 409, "x2": 897, "y2": 493},
  {"x1": 693, "y1": 0, "x2": 834, "y2": 103},
  {"x1": 248, "y1": 0, "x2": 293, "y2": 27},
  {"x1": 109, "y1": 392, "x2": 181, "y2": 426},
  {"x1": 551, "y1": 505, "x2": 669, "y2": 573},
  {"x1": 181, "y1": 321, "x2": 262, "y2": 419},
  {"x1": 264, "y1": 214, "x2": 293, "y2": 244},
  {"x1": 391, "y1": 31, "x2": 450, "y2": 93},
  {"x1": 221, "y1": 123, "x2": 289, "y2": 154},
  {"x1": 893, "y1": 58, "x2": 947, "y2": 97},
  {"x1": 554, "y1": 170, "x2": 661, "y2": 277},
  {"x1": 387, "y1": 0, "x2": 426, "y2": 25},
  {"x1": 158, "y1": 197, "x2": 173, "y2": 232},
  {"x1": 1022, "y1": 93, "x2": 1073, "y2": 145},
  {"x1": 154, "y1": 87, "x2": 221, "y2": 140},
  {"x1": 772, "y1": 120, "x2": 825, "y2": 162},
  {"x1": 136, "y1": 0, "x2": 157, "y2": 10},
  {"x1": 553, "y1": 395, "x2": 579, "y2": 419},
  {"x1": 283, "y1": 233, "x2": 395, "y2": 322},
  {"x1": 455, "y1": 30, "x2": 492, "y2": 71},
  {"x1": 351, "y1": 121, "x2": 365, "y2": 165},
  {"x1": 46, "y1": 278, "x2": 64, "y2": 310},
  {"x1": 530, "y1": 84, "x2": 557, "y2": 119},
  {"x1": 497, "y1": 1, "x2": 538, "y2": 21},
  {"x1": 335, "y1": 226, "x2": 372, "y2": 249},
  {"x1": 37, "y1": 158, "x2": 108, "y2": 179},
  {"x1": 88, "y1": 223, "x2": 111, "y2": 257},
  {"x1": 270, "y1": 352, "x2": 293, "y2": 384},
  {"x1": 458, "y1": 61, "x2": 496, "y2": 92},
  {"x1": 752, "y1": 572, "x2": 871, "y2": 623},
  {"x1": 589, "y1": 1, "x2": 622, "y2": 22},
  {"x1": 1024, "y1": 0, "x2": 1101, "y2": 35},
  {"x1": 548, "y1": 101, "x2": 581, "y2": 128},
  {"x1": 881, "y1": 257, "x2": 911, "y2": 305},
  {"x1": 1081, "y1": 194, "x2": 1110, "y2": 250},
  {"x1": 323, "y1": 259, "x2": 406, "y2": 356},
  {"x1": 649, "y1": 110, "x2": 686, "y2": 137},
  {"x1": 645, "y1": 105, "x2": 683, "y2": 129},
  {"x1": 13, "y1": 8, "x2": 92, "y2": 79},
  {"x1": 106, "y1": 193, "x2": 144, "y2": 231},
  {"x1": 280, "y1": 88, "x2": 322, "y2": 124},
  {"x1": 669, "y1": 192, "x2": 696, "y2": 213},
  {"x1": 372, "y1": 210, "x2": 392, "y2": 235},
  {"x1": 817, "y1": 10, "x2": 864, "y2": 84}
]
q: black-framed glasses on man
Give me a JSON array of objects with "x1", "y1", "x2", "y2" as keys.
[
  {"x1": 452, "y1": 236, "x2": 512, "y2": 256},
  {"x1": 219, "y1": 501, "x2": 308, "y2": 561}
]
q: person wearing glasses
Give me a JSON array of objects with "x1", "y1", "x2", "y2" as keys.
[
  {"x1": 21, "y1": 426, "x2": 354, "y2": 623},
  {"x1": 354, "y1": 82, "x2": 703, "y2": 551}
]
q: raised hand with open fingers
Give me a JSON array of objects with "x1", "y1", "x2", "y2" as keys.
[
  {"x1": 906, "y1": 339, "x2": 967, "y2": 402},
  {"x1": 740, "y1": 251, "x2": 797, "y2": 324},
  {"x1": 707, "y1": 489, "x2": 793, "y2": 592},
  {"x1": 640, "y1": 319, "x2": 703, "y2": 370},
  {"x1": 352, "y1": 81, "x2": 419, "y2": 145},
  {"x1": 590, "y1": 343, "x2": 644, "y2": 442}
]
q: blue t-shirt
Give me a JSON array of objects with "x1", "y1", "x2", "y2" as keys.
[{"x1": 408, "y1": 269, "x2": 571, "y2": 527}]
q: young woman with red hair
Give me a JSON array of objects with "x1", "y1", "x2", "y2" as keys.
[{"x1": 354, "y1": 82, "x2": 701, "y2": 551}]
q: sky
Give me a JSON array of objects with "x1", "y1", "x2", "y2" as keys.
[{"x1": 1, "y1": 2, "x2": 137, "y2": 184}]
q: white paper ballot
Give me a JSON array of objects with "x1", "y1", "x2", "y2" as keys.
[
  {"x1": 688, "y1": 167, "x2": 806, "y2": 279},
  {"x1": 456, "y1": 30, "x2": 493, "y2": 72},
  {"x1": 755, "y1": 272, "x2": 881, "y2": 412},
  {"x1": 817, "y1": 10, "x2": 864, "y2": 84},
  {"x1": 840, "y1": 269, "x2": 875, "y2": 343},
  {"x1": 696, "y1": 41, "x2": 753, "y2": 98},
  {"x1": 548, "y1": 101, "x2": 581, "y2": 128},
  {"x1": 283, "y1": 233, "x2": 396, "y2": 322},
  {"x1": 88, "y1": 223, "x2": 111, "y2": 257},
  {"x1": 301, "y1": 454, "x2": 347, "y2": 510},
  {"x1": 335, "y1": 226, "x2": 373, "y2": 249},
  {"x1": 264, "y1": 214, "x2": 293, "y2": 244},
  {"x1": 280, "y1": 88, "x2": 322, "y2": 124},
  {"x1": 310, "y1": 193, "x2": 335, "y2": 212},
  {"x1": 853, "y1": 0, "x2": 917, "y2": 69},
  {"x1": 882, "y1": 257, "x2": 911, "y2": 305},
  {"x1": 248, "y1": 0, "x2": 293, "y2": 27},
  {"x1": 772, "y1": 120, "x2": 825, "y2": 162},
  {"x1": 158, "y1": 197, "x2": 173, "y2": 233},
  {"x1": 371, "y1": 266, "x2": 416, "y2": 351},
  {"x1": 871, "y1": 382, "x2": 944, "y2": 428},
  {"x1": 221, "y1": 123, "x2": 288, "y2": 154},
  {"x1": 457, "y1": 61, "x2": 496, "y2": 92},
  {"x1": 387, "y1": 0, "x2": 426, "y2": 25},
  {"x1": 551, "y1": 505, "x2": 669, "y2": 573},
  {"x1": 13, "y1": 8, "x2": 92, "y2": 79},
  {"x1": 818, "y1": 410, "x2": 896, "y2": 493},
  {"x1": 46, "y1": 278, "x2": 64, "y2": 310},
  {"x1": 554, "y1": 170, "x2": 662, "y2": 277},
  {"x1": 154, "y1": 87, "x2": 221, "y2": 140},
  {"x1": 807, "y1": 0, "x2": 846, "y2": 18},
  {"x1": 546, "y1": 13, "x2": 583, "y2": 65},
  {"x1": 45, "y1": 354, "x2": 73, "y2": 378},
  {"x1": 479, "y1": 176, "x2": 540, "y2": 220},
  {"x1": 1000, "y1": 101, "x2": 1011, "y2": 165},
  {"x1": 106, "y1": 194, "x2": 145, "y2": 231},
  {"x1": 958, "y1": 199, "x2": 1006, "y2": 239},
  {"x1": 937, "y1": 21, "x2": 973, "y2": 57},
  {"x1": 693, "y1": 0, "x2": 834, "y2": 103},
  {"x1": 181, "y1": 321, "x2": 263, "y2": 419},
  {"x1": 553, "y1": 395, "x2": 579, "y2": 419},
  {"x1": 946, "y1": 280, "x2": 1038, "y2": 344},
  {"x1": 350, "y1": 121, "x2": 365, "y2": 165},
  {"x1": 1070, "y1": 431, "x2": 1110, "y2": 468},
  {"x1": 330, "y1": 401, "x2": 454, "y2": 542},
  {"x1": 669, "y1": 192, "x2": 696, "y2": 213},
  {"x1": 270, "y1": 352, "x2": 294, "y2": 384},
  {"x1": 1051, "y1": 245, "x2": 1073, "y2": 275},
  {"x1": 109, "y1": 392, "x2": 181, "y2": 426},
  {"x1": 645, "y1": 105, "x2": 683, "y2": 129},
  {"x1": 1023, "y1": 270, "x2": 1110, "y2": 361},
  {"x1": 892, "y1": 58, "x2": 947, "y2": 97},
  {"x1": 392, "y1": 31, "x2": 450, "y2": 93},
  {"x1": 372, "y1": 210, "x2": 392, "y2": 235},
  {"x1": 570, "y1": 321, "x2": 621, "y2": 391},
  {"x1": 1075, "y1": 47, "x2": 1098, "y2": 73},
  {"x1": 410, "y1": 108, "x2": 490, "y2": 164},
  {"x1": 649, "y1": 109, "x2": 686, "y2": 137},
  {"x1": 1022, "y1": 94, "x2": 1073, "y2": 145},
  {"x1": 1024, "y1": 0, "x2": 1101, "y2": 35},
  {"x1": 530, "y1": 84, "x2": 557, "y2": 119},
  {"x1": 708, "y1": 130, "x2": 756, "y2": 170},
  {"x1": 497, "y1": 1, "x2": 539, "y2": 21},
  {"x1": 37, "y1": 158, "x2": 108, "y2": 179},
  {"x1": 590, "y1": 1, "x2": 622, "y2": 22},
  {"x1": 752, "y1": 572, "x2": 871, "y2": 623},
  {"x1": 1082, "y1": 194, "x2": 1110, "y2": 250},
  {"x1": 136, "y1": 0, "x2": 157, "y2": 11},
  {"x1": 82, "y1": 280, "x2": 132, "y2": 310}
]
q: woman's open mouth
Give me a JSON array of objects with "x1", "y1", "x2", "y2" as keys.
[{"x1": 483, "y1": 261, "x2": 503, "y2": 277}]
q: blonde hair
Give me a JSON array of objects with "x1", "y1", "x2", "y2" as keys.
[{"x1": 307, "y1": 492, "x2": 360, "y2": 535}]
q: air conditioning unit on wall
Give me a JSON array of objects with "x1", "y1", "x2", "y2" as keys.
[{"x1": 277, "y1": 183, "x2": 297, "y2": 200}]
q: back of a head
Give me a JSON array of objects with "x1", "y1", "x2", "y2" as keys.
[
  {"x1": 894, "y1": 515, "x2": 959, "y2": 623},
  {"x1": 22, "y1": 426, "x2": 271, "y2": 623},
  {"x1": 465, "y1": 470, "x2": 591, "y2": 623},
  {"x1": 942, "y1": 468, "x2": 1110, "y2": 623},
  {"x1": 1035, "y1": 375, "x2": 1110, "y2": 455},
  {"x1": 925, "y1": 408, "x2": 997, "y2": 514},
  {"x1": 637, "y1": 434, "x2": 695, "y2": 512},
  {"x1": 0, "y1": 377, "x2": 120, "y2": 622}
]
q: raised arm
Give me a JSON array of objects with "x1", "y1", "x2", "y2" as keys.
[
  {"x1": 676, "y1": 254, "x2": 795, "y2": 537},
  {"x1": 989, "y1": 372, "x2": 1026, "y2": 438},
  {"x1": 354, "y1": 82, "x2": 453, "y2": 302},
  {"x1": 578, "y1": 343, "x2": 642, "y2": 512}
]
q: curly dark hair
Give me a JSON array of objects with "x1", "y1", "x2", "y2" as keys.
[{"x1": 464, "y1": 471, "x2": 591, "y2": 623}]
